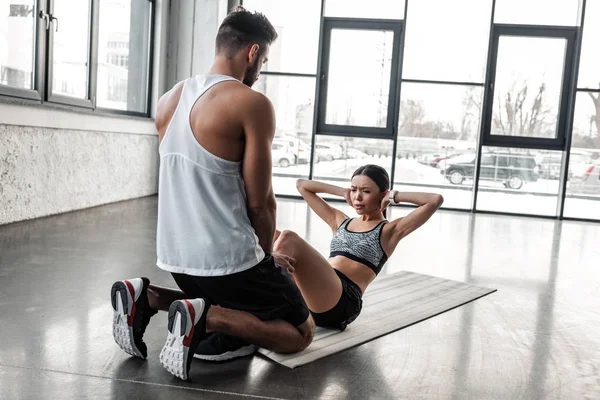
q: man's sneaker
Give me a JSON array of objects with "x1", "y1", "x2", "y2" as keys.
[
  {"x1": 194, "y1": 333, "x2": 256, "y2": 362},
  {"x1": 159, "y1": 299, "x2": 210, "y2": 381},
  {"x1": 111, "y1": 277, "x2": 156, "y2": 359}
]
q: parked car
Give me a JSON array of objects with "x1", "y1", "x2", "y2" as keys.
[
  {"x1": 569, "y1": 164, "x2": 600, "y2": 194},
  {"x1": 346, "y1": 148, "x2": 369, "y2": 159},
  {"x1": 315, "y1": 143, "x2": 343, "y2": 162},
  {"x1": 296, "y1": 140, "x2": 315, "y2": 164},
  {"x1": 441, "y1": 152, "x2": 539, "y2": 189},
  {"x1": 271, "y1": 141, "x2": 296, "y2": 168}
]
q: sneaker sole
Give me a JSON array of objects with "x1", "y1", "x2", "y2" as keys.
[
  {"x1": 159, "y1": 300, "x2": 201, "y2": 381},
  {"x1": 193, "y1": 344, "x2": 256, "y2": 362},
  {"x1": 111, "y1": 281, "x2": 145, "y2": 359}
]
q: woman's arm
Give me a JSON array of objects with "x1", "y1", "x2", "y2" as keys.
[
  {"x1": 383, "y1": 191, "x2": 444, "y2": 253},
  {"x1": 296, "y1": 179, "x2": 350, "y2": 232}
]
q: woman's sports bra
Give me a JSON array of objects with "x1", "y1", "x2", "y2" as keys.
[{"x1": 329, "y1": 218, "x2": 389, "y2": 275}]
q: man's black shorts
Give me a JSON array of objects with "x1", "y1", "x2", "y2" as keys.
[{"x1": 171, "y1": 255, "x2": 309, "y2": 327}]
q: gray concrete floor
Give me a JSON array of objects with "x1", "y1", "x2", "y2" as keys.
[{"x1": 0, "y1": 196, "x2": 598, "y2": 400}]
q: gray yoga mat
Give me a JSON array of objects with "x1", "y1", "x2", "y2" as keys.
[{"x1": 258, "y1": 270, "x2": 496, "y2": 368}]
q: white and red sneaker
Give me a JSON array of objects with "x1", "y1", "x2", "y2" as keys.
[
  {"x1": 111, "y1": 277, "x2": 156, "y2": 359},
  {"x1": 159, "y1": 299, "x2": 210, "y2": 380}
]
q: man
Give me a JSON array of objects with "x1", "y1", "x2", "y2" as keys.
[{"x1": 110, "y1": 7, "x2": 314, "y2": 381}]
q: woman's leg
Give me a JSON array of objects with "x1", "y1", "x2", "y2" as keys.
[{"x1": 273, "y1": 230, "x2": 342, "y2": 313}]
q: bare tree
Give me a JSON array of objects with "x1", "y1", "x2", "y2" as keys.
[
  {"x1": 493, "y1": 80, "x2": 553, "y2": 138},
  {"x1": 399, "y1": 100, "x2": 426, "y2": 137},
  {"x1": 459, "y1": 86, "x2": 482, "y2": 141},
  {"x1": 589, "y1": 83, "x2": 600, "y2": 148}
]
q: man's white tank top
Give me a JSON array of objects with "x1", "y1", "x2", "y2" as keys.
[{"x1": 156, "y1": 74, "x2": 265, "y2": 276}]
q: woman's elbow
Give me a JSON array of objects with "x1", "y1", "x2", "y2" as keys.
[{"x1": 433, "y1": 194, "x2": 444, "y2": 208}]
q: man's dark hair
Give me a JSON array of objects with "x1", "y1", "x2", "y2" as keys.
[{"x1": 216, "y1": 6, "x2": 278, "y2": 59}]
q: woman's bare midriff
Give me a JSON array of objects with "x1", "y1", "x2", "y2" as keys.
[{"x1": 328, "y1": 256, "x2": 377, "y2": 295}]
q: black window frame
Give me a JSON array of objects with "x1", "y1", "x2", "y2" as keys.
[
  {"x1": 316, "y1": 18, "x2": 403, "y2": 139},
  {"x1": 0, "y1": 0, "x2": 155, "y2": 118},
  {"x1": 481, "y1": 24, "x2": 578, "y2": 151}
]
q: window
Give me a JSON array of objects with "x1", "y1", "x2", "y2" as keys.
[
  {"x1": 490, "y1": 36, "x2": 567, "y2": 139},
  {"x1": 0, "y1": 0, "x2": 154, "y2": 115},
  {"x1": 396, "y1": 83, "x2": 482, "y2": 209},
  {"x1": 97, "y1": 0, "x2": 152, "y2": 112},
  {"x1": 0, "y1": 0, "x2": 36, "y2": 90},
  {"x1": 254, "y1": 74, "x2": 316, "y2": 196},
  {"x1": 494, "y1": 0, "x2": 580, "y2": 26},
  {"x1": 325, "y1": 0, "x2": 405, "y2": 20},
  {"x1": 50, "y1": 0, "x2": 91, "y2": 100},
  {"x1": 325, "y1": 29, "x2": 393, "y2": 129},
  {"x1": 578, "y1": 0, "x2": 600, "y2": 90},
  {"x1": 243, "y1": 0, "x2": 320, "y2": 74},
  {"x1": 313, "y1": 135, "x2": 394, "y2": 200},
  {"x1": 564, "y1": 93, "x2": 600, "y2": 220},
  {"x1": 476, "y1": 146, "x2": 562, "y2": 216},
  {"x1": 402, "y1": 0, "x2": 492, "y2": 83}
]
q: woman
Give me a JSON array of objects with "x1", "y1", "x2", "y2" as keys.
[{"x1": 273, "y1": 164, "x2": 444, "y2": 330}]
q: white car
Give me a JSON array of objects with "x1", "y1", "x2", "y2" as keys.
[
  {"x1": 315, "y1": 143, "x2": 343, "y2": 162},
  {"x1": 271, "y1": 141, "x2": 296, "y2": 168},
  {"x1": 569, "y1": 164, "x2": 600, "y2": 194}
]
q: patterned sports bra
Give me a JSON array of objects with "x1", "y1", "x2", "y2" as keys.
[{"x1": 329, "y1": 218, "x2": 389, "y2": 275}]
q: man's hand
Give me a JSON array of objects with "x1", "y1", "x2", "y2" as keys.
[{"x1": 273, "y1": 252, "x2": 297, "y2": 274}]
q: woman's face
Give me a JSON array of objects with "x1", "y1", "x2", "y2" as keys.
[{"x1": 350, "y1": 174, "x2": 385, "y2": 215}]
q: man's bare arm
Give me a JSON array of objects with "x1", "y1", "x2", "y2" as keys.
[{"x1": 241, "y1": 92, "x2": 277, "y2": 254}]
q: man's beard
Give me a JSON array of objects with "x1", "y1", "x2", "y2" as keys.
[{"x1": 242, "y1": 58, "x2": 260, "y2": 87}]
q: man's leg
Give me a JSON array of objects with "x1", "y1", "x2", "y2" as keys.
[
  {"x1": 206, "y1": 305, "x2": 314, "y2": 354},
  {"x1": 145, "y1": 283, "x2": 315, "y2": 353},
  {"x1": 159, "y1": 297, "x2": 314, "y2": 380}
]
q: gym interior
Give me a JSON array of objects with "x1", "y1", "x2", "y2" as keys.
[{"x1": 1, "y1": 0, "x2": 599, "y2": 399}]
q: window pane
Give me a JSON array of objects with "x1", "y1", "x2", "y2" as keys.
[
  {"x1": 255, "y1": 75, "x2": 315, "y2": 196},
  {"x1": 97, "y1": 0, "x2": 151, "y2": 112},
  {"x1": 325, "y1": 29, "x2": 393, "y2": 128},
  {"x1": 578, "y1": 0, "x2": 600, "y2": 89},
  {"x1": 0, "y1": 1, "x2": 36, "y2": 89},
  {"x1": 396, "y1": 83, "x2": 481, "y2": 209},
  {"x1": 325, "y1": 0, "x2": 405, "y2": 19},
  {"x1": 244, "y1": 0, "x2": 320, "y2": 74},
  {"x1": 564, "y1": 93, "x2": 600, "y2": 220},
  {"x1": 494, "y1": 0, "x2": 579, "y2": 26},
  {"x1": 476, "y1": 146, "x2": 559, "y2": 216},
  {"x1": 402, "y1": 0, "x2": 492, "y2": 82},
  {"x1": 313, "y1": 135, "x2": 393, "y2": 199},
  {"x1": 491, "y1": 36, "x2": 567, "y2": 139},
  {"x1": 52, "y1": 0, "x2": 90, "y2": 99}
]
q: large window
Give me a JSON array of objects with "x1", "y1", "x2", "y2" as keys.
[
  {"x1": 0, "y1": 0, "x2": 154, "y2": 115},
  {"x1": 494, "y1": 0, "x2": 580, "y2": 26},
  {"x1": 578, "y1": 0, "x2": 600, "y2": 90},
  {"x1": 0, "y1": 0, "x2": 36, "y2": 90},
  {"x1": 396, "y1": 83, "x2": 482, "y2": 209},
  {"x1": 244, "y1": 0, "x2": 321, "y2": 196},
  {"x1": 325, "y1": 0, "x2": 405, "y2": 20},
  {"x1": 313, "y1": 135, "x2": 394, "y2": 200},
  {"x1": 244, "y1": 0, "x2": 320, "y2": 74},
  {"x1": 241, "y1": 0, "x2": 600, "y2": 222},
  {"x1": 476, "y1": 146, "x2": 562, "y2": 216},
  {"x1": 402, "y1": 0, "x2": 492, "y2": 83}
]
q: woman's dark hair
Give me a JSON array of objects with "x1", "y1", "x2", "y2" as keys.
[
  {"x1": 352, "y1": 165, "x2": 390, "y2": 218},
  {"x1": 216, "y1": 6, "x2": 278, "y2": 59}
]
